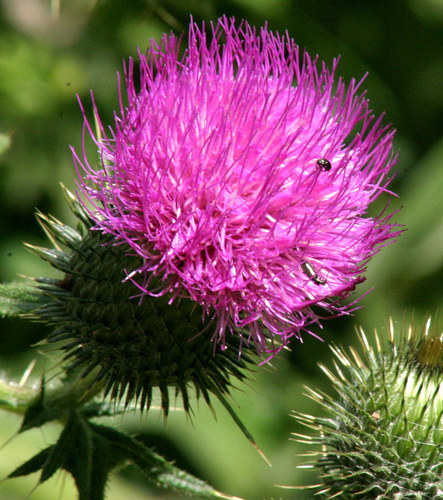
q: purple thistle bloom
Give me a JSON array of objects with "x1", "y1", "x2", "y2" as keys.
[{"x1": 73, "y1": 16, "x2": 401, "y2": 359}]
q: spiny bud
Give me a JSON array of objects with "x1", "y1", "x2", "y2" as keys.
[
  {"x1": 292, "y1": 314, "x2": 443, "y2": 499},
  {"x1": 27, "y1": 186, "x2": 255, "y2": 418}
]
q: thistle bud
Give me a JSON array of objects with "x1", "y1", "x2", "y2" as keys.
[{"x1": 292, "y1": 315, "x2": 443, "y2": 498}]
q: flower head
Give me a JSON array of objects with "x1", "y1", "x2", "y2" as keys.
[{"x1": 74, "y1": 16, "x2": 401, "y2": 358}]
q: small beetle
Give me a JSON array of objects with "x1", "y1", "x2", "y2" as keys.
[
  {"x1": 301, "y1": 261, "x2": 327, "y2": 285},
  {"x1": 316, "y1": 158, "x2": 332, "y2": 172}
]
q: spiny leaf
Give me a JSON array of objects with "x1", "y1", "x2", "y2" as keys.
[
  {"x1": 19, "y1": 382, "x2": 61, "y2": 433},
  {"x1": 18, "y1": 378, "x2": 110, "y2": 433},
  {"x1": 10, "y1": 411, "x2": 96, "y2": 498},
  {"x1": 8, "y1": 447, "x2": 53, "y2": 478},
  {"x1": 90, "y1": 423, "x2": 244, "y2": 499},
  {"x1": 51, "y1": 412, "x2": 94, "y2": 498},
  {"x1": 54, "y1": 412, "x2": 91, "y2": 482},
  {"x1": 9, "y1": 410, "x2": 244, "y2": 500}
]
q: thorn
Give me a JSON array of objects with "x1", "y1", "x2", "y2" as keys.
[
  {"x1": 216, "y1": 392, "x2": 272, "y2": 467},
  {"x1": 24, "y1": 480, "x2": 41, "y2": 499},
  {"x1": 213, "y1": 492, "x2": 245, "y2": 500},
  {"x1": 19, "y1": 359, "x2": 37, "y2": 387},
  {"x1": 253, "y1": 442, "x2": 272, "y2": 467},
  {"x1": 59, "y1": 182, "x2": 75, "y2": 201},
  {"x1": 0, "y1": 431, "x2": 19, "y2": 451}
]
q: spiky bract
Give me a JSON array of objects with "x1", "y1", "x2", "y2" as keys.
[
  {"x1": 292, "y1": 316, "x2": 443, "y2": 499},
  {"x1": 73, "y1": 16, "x2": 401, "y2": 358},
  {"x1": 29, "y1": 188, "x2": 255, "y2": 416}
]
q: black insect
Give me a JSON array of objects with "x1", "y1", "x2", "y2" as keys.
[
  {"x1": 316, "y1": 158, "x2": 331, "y2": 172},
  {"x1": 301, "y1": 261, "x2": 327, "y2": 285}
]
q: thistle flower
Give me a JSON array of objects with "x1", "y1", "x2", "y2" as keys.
[
  {"x1": 74, "y1": 16, "x2": 401, "y2": 357},
  {"x1": 27, "y1": 187, "x2": 256, "y2": 423},
  {"x1": 292, "y1": 315, "x2": 443, "y2": 498}
]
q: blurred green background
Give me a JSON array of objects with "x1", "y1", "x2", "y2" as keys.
[{"x1": 0, "y1": 0, "x2": 441, "y2": 499}]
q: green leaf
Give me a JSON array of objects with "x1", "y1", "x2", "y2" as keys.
[
  {"x1": 40, "y1": 410, "x2": 92, "y2": 485},
  {"x1": 18, "y1": 376, "x2": 112, "y2": 433},
  {"x1": 90, "y1": 423, "x2": 241, "y2": 498},
  {"x1": 9, "y1": 404, "x2": 244, "y2": 500},
  {"x1": 19, "y1": 382, "x2": 61, "y2": 433},
  {"x1": 10, "y1": 411, "x2": 96, "y2": 499},
  {"x1": 0, "y1": 281, "x2": 47, "y2": 317},
  {"x1": 8, "y1": 447, "x2": 52, "y2": 478}
]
